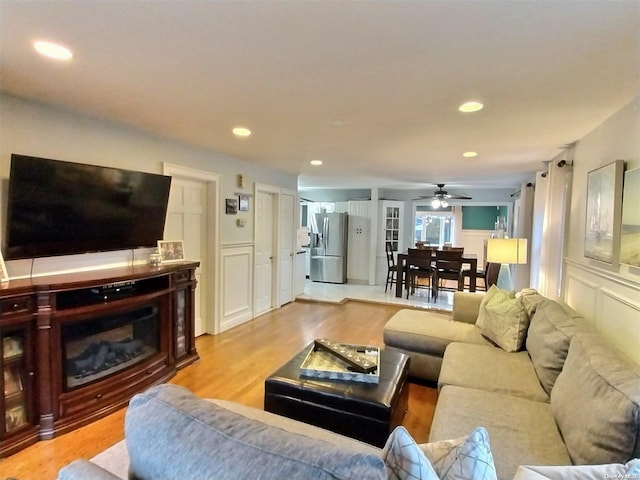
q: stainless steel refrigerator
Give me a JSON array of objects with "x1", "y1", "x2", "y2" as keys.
[{"x1": 309, "y1": 212, "x2": 348, "y2": 283}]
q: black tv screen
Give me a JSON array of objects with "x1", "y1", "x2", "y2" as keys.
[{"x1": 4, "y1": 154, "x2": 172, "y2": 260}]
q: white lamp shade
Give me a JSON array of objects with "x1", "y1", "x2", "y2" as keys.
[{"x1": 486, "y1": 238, "x2": 528, "y2": 264}]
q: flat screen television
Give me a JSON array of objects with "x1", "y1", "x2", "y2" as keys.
[{"x1": 3, "y1": 154, "x2": 172, "y2": 260}]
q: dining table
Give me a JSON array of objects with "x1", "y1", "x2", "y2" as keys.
[{"x1": 394, "y1": 250, "x2": 478, "y2": 298}]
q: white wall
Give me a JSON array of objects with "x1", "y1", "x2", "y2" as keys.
[
  {"x1": 562, "y1": 96, "x2": 640, "y2": 365},
  {"x1": 0, "y1": 93, "x2": 297, "y2": 278}
]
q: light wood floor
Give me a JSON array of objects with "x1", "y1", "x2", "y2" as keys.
[{"x1": 0, "y1": 300, "x2": 437, "y2": 480}]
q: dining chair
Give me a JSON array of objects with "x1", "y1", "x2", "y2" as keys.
[
  {"x1": 460, "y1": 261, "x2": 500, "y2": 292},
  {"x1": 433, "y1": 249, "x2": 464, "y2": 298},
  {"x1": 384, "y1": 241, "x2": 397, "y2": 293},
  {"x1": 406, "y1": 247, "x2": 435, "y2": 298}
]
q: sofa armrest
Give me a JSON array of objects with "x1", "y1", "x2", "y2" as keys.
[
  {"x1": 451, "y1": 292, "x2": 483, "y2": 324},
  {"x1": 59, "y1": 459, "x2": 124, "y2": 480}
]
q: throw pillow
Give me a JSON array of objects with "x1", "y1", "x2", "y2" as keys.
[
  {"x1": 382, "y1": 426, "x2": 438, "y2": 480},
  {"x1": 518, "y1": 288, "x2": 546, "y2": 317},
  {"x1": 420, "y1": 427, "x2": 497, "y2": 480},
  {"x1": 475, "y1": 285, "x2": 508, "y2": 330},
  {"x1": 477, "y1": 287, "x2": 529, "y2": 352},
  {"x1": 627, "y1": 459, "x2": 640, "y2": 476}
]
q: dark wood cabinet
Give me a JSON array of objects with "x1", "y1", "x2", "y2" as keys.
[
  {"x1": 0, "y1": 261, "x2": 199, "y2": 457},
  {"x1": 1, "y1": 295, "x2": 38, "y2": 458}
]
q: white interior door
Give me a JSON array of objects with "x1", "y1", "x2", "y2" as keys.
[
  {"x1": 279, "y1": 193, "x2": 295, "y2": 306},
  {"x1": 165, "y1": 177, "x2": 207, "y2": 336},
  {"x1": 255, "y1": 191, "x2": 275, "y2": 315}
]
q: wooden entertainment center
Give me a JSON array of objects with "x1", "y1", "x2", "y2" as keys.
[{"x1": 0, "y1": 261, "x2": 199, "y2": 457}]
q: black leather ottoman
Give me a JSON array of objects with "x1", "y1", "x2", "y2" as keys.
[{"x1": 264, "y1": 344, "x2": 410, "y2": 447}]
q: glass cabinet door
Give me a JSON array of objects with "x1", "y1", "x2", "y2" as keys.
[{"x1": 2, "y1": 331, "x2": 30, "y2": 434}]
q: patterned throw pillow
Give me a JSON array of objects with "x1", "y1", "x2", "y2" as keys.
[
  {"x1": 382, "y1": 426, "x2": 439, "y2": 480},
  {"x1": 419, "y1": 427, "x2": 497, "y2": 480}
]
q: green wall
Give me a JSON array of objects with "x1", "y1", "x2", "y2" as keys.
[{"x1": 462, "y1": 206, "x2": 509, "y2": 230}]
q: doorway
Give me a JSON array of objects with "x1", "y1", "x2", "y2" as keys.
[{"x1": 163, "y1": 163, "x2": 220, "y2": 335}]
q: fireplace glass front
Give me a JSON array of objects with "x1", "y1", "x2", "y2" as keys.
[{"x1": 62, "y1": 304, "x2": 160, "y2": 391}]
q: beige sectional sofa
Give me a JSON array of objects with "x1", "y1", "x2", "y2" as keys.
[
  {"x1": 56, "y1": 288, "x2": 639, "y2": 480},
  {"x1": 384, "y1": 288, "x2": 640, "y2": 480}
]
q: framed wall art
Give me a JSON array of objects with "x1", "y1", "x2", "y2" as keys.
[
  {"x1": 620, "y1": 167, "x2": 640, "y2": 267},
  {"x1": 584, "y1": 159, "x2": 624, "y2": 265},
  {"x1": 225, "y1": 198, "x2": 238, "y2": 215},
  {"x1": 238, "y1": 195, "x2": 249, "y2": 212}
]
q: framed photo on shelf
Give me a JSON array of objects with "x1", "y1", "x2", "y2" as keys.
[
  {"x1": 5, "y1": 403, "x2": 26, "y2": 432},
  {"x1": 584, "y1": 160, "x2": 624, "y2": 265},
  {"x1": 2, "y1": 336, "x2": 24, "y2": 360},
  {"x1": 238, "y1": 195, "x2": 249, "y2": 212},
  {"x1": 0, "y1": 248, "x2": 8, "y2": 283},
  {"x1": 226, "y1": 198, "x2": 238, "y2": 214},
  {"x1": 158, "y1": 240, "x2": 185, "y2": 264},
  {"x1": 3, "y1": 365, "x2": 23, "y2": 396}
]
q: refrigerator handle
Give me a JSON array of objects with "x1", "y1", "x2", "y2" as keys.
[{"x1": 324, "y1": 216, "x2": 330, "y2": 251}]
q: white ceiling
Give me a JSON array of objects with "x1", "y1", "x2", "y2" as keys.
[{"x1": 1, "y1": 1, "x2": 638, "y2": 191}]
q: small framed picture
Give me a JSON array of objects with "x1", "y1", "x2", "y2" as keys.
[
  {"x1": 238, "y1": 195, "x2": 249, "y2": 212},
  {"x1": 3, "y1": 365, "x2": 23, "y2": 396},
  {"x1": 226, "y1": 198, "x2": 238, "y2": 214},
  {"x1": 158, "y1": 240, "x2": 185, "y2": 263},
  {"x1": 0, "y1": 249, "x2": 8, "y2": 283},
  {"x1": 5, "y1": 403, "x2": 26, "y2": 432},
  {"x1": 3, "y1": 336, "x2": 24, "y2": 360}
]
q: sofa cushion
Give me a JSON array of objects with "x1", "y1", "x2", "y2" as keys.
[
  {"x1": 525, "y1": 299, "x2": 585, "y2": 395},
  {"x1": 382, "y1": 426, "x2": 438, "y2": 480},
  {"x1": 476, "y1": 287, "x2": 529, "y2": 352},
  {"x1": 420, "y1": 427, "x2": 498, "y2": 480},
  {"x1": 439, "y1": 343, "x2": 549, "y2": 402},
  {"x1": 551, "y1": 334, "x2": 640, "y2": 465},
  {"x1": 384, "y1": 309, "x2": 492, "y2": 357},
  {"x1": 429, "y1": 385, "x2": 571, "y2": 480},
  {"x1": 125, "y1": 384, "x2": 386, "y2": 480}
]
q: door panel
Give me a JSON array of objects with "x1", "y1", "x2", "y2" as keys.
[
  {"x1": 279, "y1": 193, "x2": 295, "y2": 305},
  {"x1": 255, "y1": 191, "x2": 274, "y2": 315},
  {"x1": 165, "y1": 178, "x2": 206, "y2": 336}
]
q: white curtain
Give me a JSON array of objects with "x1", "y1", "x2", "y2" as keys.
[{"x1": 536, "y1": 151, "x2": 574, "y2": 297}]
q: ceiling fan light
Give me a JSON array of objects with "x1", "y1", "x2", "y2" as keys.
[
  {"x1": 431, "y1": 198, "x2": 441, "y2": 208},
  {"x1": 441, "y1": 200, "x2": 449, "y2": 208}
]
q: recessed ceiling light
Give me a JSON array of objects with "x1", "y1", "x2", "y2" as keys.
[
  {"x1": 458, "y1": 101, "x2": 484, "y2": 113},
  {"x1": 463, "y1": 151, "x2": 478, "y2": 158},
  {"x1": 310, "y1": 160, "x2": 323, "y2": 166},
  {"x1": 34, "y1": 40, "x2": 73, "y2": 60},
  {"x1": 232, "y1": 127, "x2": 251, "y2": 137}
]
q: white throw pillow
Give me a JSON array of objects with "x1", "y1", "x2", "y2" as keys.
[
  {"x1": 419, "y1": 427, "x2": 497, "y2": 480},
  {"x1": 382, "y1": 426, "x2": 439, "y2": 480}
]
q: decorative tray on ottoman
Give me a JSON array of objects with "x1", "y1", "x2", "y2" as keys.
[{"x1": 299, "y1": 339, "x2": 380, "y2": 384}]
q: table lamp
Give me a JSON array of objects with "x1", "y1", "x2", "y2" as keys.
[{"x1": 486, "y1": 238, "x2": 528, "y2": 291}]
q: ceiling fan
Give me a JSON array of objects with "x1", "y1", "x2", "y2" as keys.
[{"x1": 419, "y1": 184, "x2": 472, "y2": 208}]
